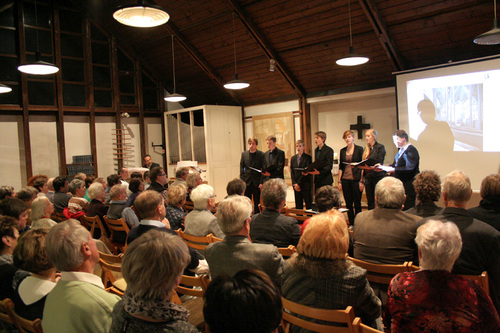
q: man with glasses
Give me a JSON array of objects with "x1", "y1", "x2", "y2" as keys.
[{"x1": 148, "y1": 166, "x2": 168, "y2": 203}]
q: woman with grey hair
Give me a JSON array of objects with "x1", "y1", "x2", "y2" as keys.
[
  {"x1": 385, "y1": 220, "x2": 500, "y2": 332},
  {"x1": 184, "y1": 184, "x2": 224, "y2": 239},
  {"x1": 109, "y1": 230, "x2": 197, "y2": 332},
  {"x1": 30, "y1": 197, "x2": 57, "y2": 229}
]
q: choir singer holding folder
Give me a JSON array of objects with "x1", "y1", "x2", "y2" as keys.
[
  {"x1": 290, "y1": 140, "x2": 312, "y2": 210},
  {"x1": 240, "y1": 137, "x2": 265, "y2": 213}
]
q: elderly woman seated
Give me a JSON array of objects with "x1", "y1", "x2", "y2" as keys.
[
  {"x1": 184, "y1": 184, "x2": 224, "y2": 239},
  {"x1": 165, "y1": 185, "x2": 187, "y2": 231},
  {"x1": 385, "y1": 219, "x2": 500, "y2": 332},
  {"x1": 67, "y1": 179, "x2": 89, "y2": 216},
  {"x1": 406, "y1": 170, "x2": 443, "y2": 218},
  {"x1": 109, "y1": 230, "x2": 198, "y2": 332},
  {"x1": 186, "y1": 172, "x2": 203, "y2": 201},
  {"x1": 30, "y1": 197, "x2": 57, "y2": 229},
  {"x1": 282, "y1": 209, "x2": 382, "y2": 330},
  {"x1": 12, "y1": 228, "x2": 58, "y2": 320}
]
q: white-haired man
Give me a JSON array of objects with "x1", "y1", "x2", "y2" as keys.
[
  {"x1": 42, "y1": 220, "x2": 120, "y2": 333},
  {"x1": 205, "y1": 195, "x2": 284, "y2": 286},
  {"x1": 420, "y1": 170, "x2": 500, "y2": 314}
]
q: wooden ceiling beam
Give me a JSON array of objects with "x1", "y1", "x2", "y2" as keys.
[
  {"x1": 358, "y1": 0, "x2": 404, "y2": 71},
  {"x1": 224, "y1": 0, "x2": 306, "y2": 99}
]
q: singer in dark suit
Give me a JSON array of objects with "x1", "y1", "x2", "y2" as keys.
[
  {"x1": 290, "y1": 140, "x2": 312, "y2": 209},
  {"x1": 261, "y1": 135, "x2": 285, "y2": 183},
  {"x1": 312, "y1": 131, "x2": 334, "y2": 189},
  {"x1": 240, "y1": 137, "x2": 265, "y2": 213},
  {"x1": 391, "y1": 130, "x2": 420, "y2": 210}
]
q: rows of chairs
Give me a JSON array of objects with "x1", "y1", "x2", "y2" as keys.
[{"x1": 0, "y1": 298, "x2": 43, "y2": 333}]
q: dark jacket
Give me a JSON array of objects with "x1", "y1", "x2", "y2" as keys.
[
  {"x1": 240, "y1": 150, "x2": 265, "y2": 187},
  {"x1": 250, "y1": 208, "x2": 301, "y2": 247},
  {"x1": 262, "y1": 147, "x2": 285, "y2": 182},
  {"x1": 290, "y1": 153, "x2": 312, "y2": 189},
  {"x1": 314, "y1": 144, "x2": 334, "y2": 188},
  {"x1": 339, "y1": 144, "x2": 364, "y2": 180}
]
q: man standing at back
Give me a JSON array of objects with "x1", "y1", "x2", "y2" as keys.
[
  {"x1": 420, "y1": 170, "x2": 500, "y2": 313},
  {"x1": 240, "y1": 137, "x2": 265, "y2": 213},
  {"x1": 43, "y1": 220, "x2": 120, "y2": 333}
]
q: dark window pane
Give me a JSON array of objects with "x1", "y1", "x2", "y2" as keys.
[
  {"x1": 0, "y1": 29, "x2": 16, "y2": 54},
  {"x1": 91, "y1": 42, "x2": 109, "y2": 65},
  {"x1": 28, "y1": 81, "x2": 55, "y2": 105},
  {"x1": 119, "y1": 75, "x2": 135, "y2": 94},
  {"x1": 59, "y1": 10, "x2": 82, "y2": 33},
  {"x1": 25, "y1": 28, "x2": 52, "y2": 54},
  {"x1": 142, "y1": 73, "x2": 156, "y2": 89},
  {"x1": 23, "y1": 2, "x2": 51, "y2": 28},
  {"x1": 120, "y1": 94, "x2": 135, "y2": 105},
  {"x1": 0, "y1": 84, "x2": 20, "y2": 105},
  {"x1": 143, "y1": 89, "x2": 158, "y2": 109},
  {"x1": 92, "y1": 66, "x2": 111, "y2": 88},
  {"x1": 0, "y1": 1, "x2": 15, "y2": 27},
  {"x1": 61, "y1": 58, "x2": 85, "y2": 82},
  {"x1": 117, "y1": 49, "x2": 134, "y2": 72},
  {"x1": 25, "y1": 53, "x2": 53, "y2": 63},
  {"x1": 63, "y1": 84, "x2": 86, "y2": 106},
  {"x1": 0, "y1": 57, "x2": 19, "y2": 81},
  {"x1": 91, "y1": 24, "x2": 108, "y2": 42},
  {"x1": 94, "y1": 90, "x2": 112, "y2": 108},
  {"x1": 60, "y1": 33, "x2": 83, "y2": 58}
]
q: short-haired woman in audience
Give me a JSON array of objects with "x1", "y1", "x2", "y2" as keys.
[
  {"x1": 30, "y1": 197, "x2": 57, "y2": 229},
  {"x1": 300, "y1": 185, "x2": 341, "y2": 234},
  {"x1": 385, "y1": 219, "x2": 500, "y2": 332},
  {"x1": 86, "y1": 183, "x2": 109, "y2": 238},
  {"x1": 406, "y1": 170, "x2": 443, "y2": 218},
  {"x1": 468, "y1": 173, "x2": 500, "y2": 231},
  {"x1": 109, "y1": 230, "x2": 198, "y2": 332},
  {"x1": 204, "y1": 269, "x2": 282, "y2": 333},
  {"x1": 12, "y1": 228, "x2": 58, "y2": 320},
  {"x1": 186, "y1": 172, "x2": 203, "y2": 201},
  {"x1": 184, "y1": 184, "x2": 224, "y2": 239},
  {"x1": 282, "y1": 210, "x2": 382, "y2": 330},
  {"x1": 226, "y1": 178, "x2": 246, "y2": 197},
  {"x1": 165, "y1": 184, "x2": 187, "y2": 231},
  {"x1": 126, "y1": 178, "x2": 144, "y2": 207},
  {"x1": 361, "y1": 129, "x2": 386, "y2": 210},
  {"x1": 0, "y1": 216, "x2": 20, "y2": 265},
  {"x1": 31, "y1": 176, "x2": 49, "y2": 198},
  {"x1": 67, "y1": 179, "x2": 88, "y2": 215}
]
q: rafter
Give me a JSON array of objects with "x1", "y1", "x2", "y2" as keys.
[{"x1": 358, "y1": 0, "x2": 404, "y2": 71}]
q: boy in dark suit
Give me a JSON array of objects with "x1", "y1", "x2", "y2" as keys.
[{"x1": 290, "y1": 140, "x2": 312, "y2": 209}]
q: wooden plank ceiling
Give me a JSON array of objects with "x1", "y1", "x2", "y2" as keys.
[{"x1": 79, "y1": 0, "x2": 500, "y2": 108}]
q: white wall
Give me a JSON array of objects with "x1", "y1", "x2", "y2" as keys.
[
  {"x1": 144, "y1": 117, "x2": 163, "y2": 167},
  {"x1": 64, "y1": 116, "x2": 92, "y2": 165},
  {"x1": 30, "y1": 115, "x2": 59, "y2": 178},
  {"x1": 0, "y1": 116, "x2": 25, "y2": 190}
]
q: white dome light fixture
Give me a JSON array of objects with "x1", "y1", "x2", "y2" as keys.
[
  {"x1": 474, "y1": 0, "x2": 500, "y2": 45},
  {"x1": 164, "y1": 35, "x2": 187, "y2": 103},
  {"x1": 224, "y1": 12, "x2": 250, "y2": 90},
  {"x1": 0, "y1": 84, "x2": 12, "y2": 94},
  {"x1": 113, "y1": 0, "x2": 170, "y2": 28},
  {"x1": 336, "y1": 0, "x2": 369, "y2": 66}
]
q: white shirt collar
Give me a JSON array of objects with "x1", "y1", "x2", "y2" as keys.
[
  {"x1": 140, "y1": 219, "x2": 166, "y2": 228},
  {"x1": 60, "y1": 271, "x2": 105, "y2": 289},
  {"x1": 400, "y1": 142, "x2": 411, "y2": 153}
]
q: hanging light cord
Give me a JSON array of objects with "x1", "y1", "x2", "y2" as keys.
[
  {"x1": 495, "y1": 0, "x2": 497, "y2": 21},
  {"x1": 232, "y1": 12, "x2": 237, "y2": 76},
  {"x1": 34, "y1": 0, "x2": 40, "y2": 54},
  {"x1": 171, "y1": 35, "x2": 176, "y2": 93},
  {"x1": 348, "y1": 0, "x2": 353, "y2": 47}
]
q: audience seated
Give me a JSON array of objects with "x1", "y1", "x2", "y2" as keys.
[
  {"x1": 385, "y1": 219, "x2": 500, "y2": 332},
  {"x1": 42, "y1": 219, "x2": 120, "y2": 333},
  {"x1": 0, "y1": 198, "x2": 29, "y2": 232},
  {"x1": 250, "y1": 179, "x2": 301, "y2": 247},
  {"x1": 468, "y1": 173, "x2": 500, "y2": 231},
  {"x1": 32, "y1": 176, "x2": 49, "y2": 198},
  {"x1": 0, "y1": 216, "x2": 19, "y2": 265},
  {"x1": 107, "y1": 185, "x2": 139, "y2": 231},
  {"x1": 86, "y1": 183, "x2": 109, "y2": 233},
  {"x1": 52, "y1": 176, "x2": 71, "y2": 213},
  {"x1": 118, "y1": 168, "x2": 130, "y2": 195},
  {"x1": 126, "y1": 178, "x2": 143, "y2": 207},
  {"x1": 171, "y1": 167, "x2": 190, "y2": 188},
  {"x1": 165, "y1": 184, "x2": 187, "y2": 231},
  {"x1": 184, "y1": 184, "x2": 224, "y2": 239},
  {"x1": 30, "y1": 197, "x2": 57, "y2": 229},
  {"x1": 420, "y1": 170, "x2": 500, "y2": 314},
  {"x1": 353, "y1": 176, "x2": 420, "y2": 265},
  {"x1": 301, "y1": 185, "x2": 341, "y2": 233},
  {"x1": 83, "y1": 175, "x2": 95, "y2": 201},
  {"x1": 406, "y1": 170, "x2": 443, "y2": 218},
  {"x1": 105, "y1": 174, "x2": 121, "y2": 204},
  {"x1": 204, "y1": 269, "x2": 282, "y2": 333},
  {"x1": 67, "y1": 179, "x2": 89, "y2": 215},
  {"x1": 143, "y1": 171, "x2": 151, "y2": 190},
  {"x1": 147, "y1": 167, "x2": 168, "y2": 202},
  {"x1": 205, "y1": 195, "x2": 284, "y2": 286},
  {"x1": 12, "y1": 229, "x2": 57, "y2": 320},
  {"x1": 0, "y1": 185, "x2": 15, "y2": 201},
  {"x1": 126, "y1": 191, "x2": 199, "y2": 271},
  {"x1": 16, "y1": 186, "x2": 38, "y2": 207},
  {"x1": 226, "y1": 178, "x2": 246, "y2": 197},
  {"x1": 282, "y1": 210, "x2": 382, "y2": 330},
  {"x1": 109, "y1": 230, "x2": 197, "y2": 333},
  {"x1": 186, "y1": 171, "x2": 203, "y2": 200},
  {"x1": 74, "y1": 172, "x2": 86, "y2": 181},
  {"x1": 46, "y1": 178, "x2": 54, "y2": 202}
]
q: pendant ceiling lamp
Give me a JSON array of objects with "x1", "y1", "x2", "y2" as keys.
[
  {"x1": 164, "y1": 35, "x2": 186, "y2": 103},
  {"x1": 336, "y1": 0, "x2": 369, "y2": 66},
  {"x1": 474, "y1": 0, "x2": 500, "y2": 45},
  {"x1": 0, "y1": 84, "x2": 12, "y2": 93},
  {"x1": 18, "y1": 0, "x2": 59, "y2": 75},
  {"x1": 224, "y1": 13, "x2": 250, "y2": 90},
  {"x1": 113, "y1": 0, "x2": 169, "y2": 28}
]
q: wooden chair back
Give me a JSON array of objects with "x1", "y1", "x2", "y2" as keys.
[
  {"x1": 103, "y1": 216, "x2": 129, "y2": 253},
  {"x1": 175, "y1": 274, "x2": 211, "y2": 298},
  {"x1": 98, "y1": 251, "x2": 124, "y2": 291},
  {"x1": 177, "y1": 229, "x2": 215, "y2": 251},
  {"x1": 0, "y1": 298, "x2": 16, "y2": 329},
  {"x1": 51, "y1": 211, "x2": 66, "y2": 222},
  {"x1": 352, "y1": 317, "x2": 383, "y2": 333},
  {"x1": 130, "y1": 205, "x2": 141, "y2": 220},
  {"x1": 278, "y1": 245, "x2": 297, "y2": 258},
  {"x1": 83, "y1": 215, "x2": 109, "y2": 239},
  {"x1": 285, "y1": 208, "x2": 315, "y2": 222},
  {"x1": 281, "y1": 298, "x2": 356, "y2": 333},
  {"x1": 348, "y1": 257, "x2": 411, "y2": 285},
  {"x1": 183, "y1": 200, "x2": 195, "y2": 213},
  {"x1": 7, "y1": 307, "x2": 43, "y2": 333}
]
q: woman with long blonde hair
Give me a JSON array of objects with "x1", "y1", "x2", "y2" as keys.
[{"x1": 361, "y1": 129, "x2": 386, "y2": 210}]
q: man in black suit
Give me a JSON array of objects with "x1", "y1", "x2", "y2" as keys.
[
  {"x1": 143, "y1": 154, "x2": 160, "y2": 170},
  {"x1": 240, "y1": 137, "x2": 265, "y2": 213},
  {"x1": 391, "y1": 130, "x2": 419, "y2": 210},
  {"x1": 310, "y1": 131, "x2": 334, "y2": 190},
  {"x1": 290, "y1": 139, "x2": 312, "y2": 209},
  {"x1": 261, "y1": 135, "x2": 285, "y2": 184},
  {"x1": 419, "y1": 170, "x2": 500, "y2": 314}
]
